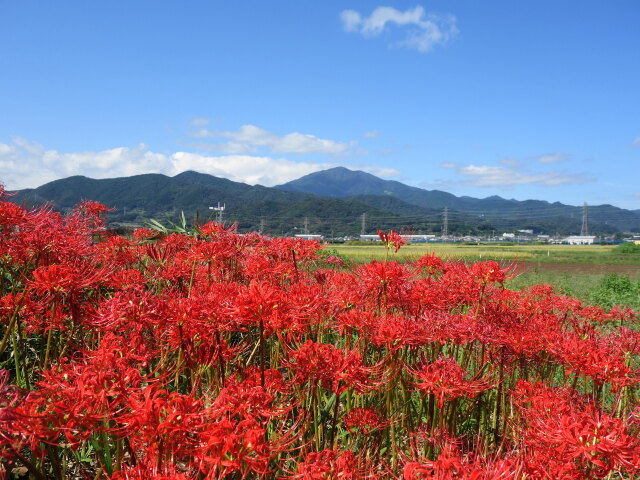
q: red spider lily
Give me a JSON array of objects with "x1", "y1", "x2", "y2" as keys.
[
  {"x1": 550, "y1": 330, "x2": 639, "y2": 391},
  {"x1": 93, "y1": 235, "x2": 139, "y2": 267},
  {"x1": 335, "y1": 309, "x2": 377, "y2": 336},
  {"x1": 1, "y1": 205, "x2": 93, "y2": 267},
  {"x1": 211, "y1": 367, "x2": 292, "y2": 422},
  {"x1": 198, "y1": 220, "x2": 235, "y2": 238},
  {"x1": 294, "y1": 449, "x2": 376, "y2": 479},
  {"x1": 0, "y1": 370, "x2": 24, "y2": 452},
  {"x1": 402, "y1": 442, "x2": 473, "y2": 480},
  {"x1": 3, "y1": 199, "x2": 640, "y2": 479},
  {"x1": 26, "y1": 342, "x2": 155, "y2": 446},
  {"x1": 106, "y1": 268, "x2": 147, "y2": 290},
  {"x1": 609, "y1": 326, "x2": 640, "y2": 356},
  {"x1": 116, "y1": 386, "x2": 207, "y2": 463},
  {"x1": 513, "y1": 381, "x2": 640, "y2": 477},
  {"x1": 324, "y1": 255, "x2": 345, "y2": 267},
  {"x1": 344, "y1": 408, "x2": 388, "y2": 434},
  {"x1": 468, "y1": 260, "x2": 509, "y2": 286},
  {"x1": 408, "y1": 261, "x2": 486, "y2": 315},
  {"x1": 234, "y1": 278, "x2": 290, "y2": 334},
  {"x1": 403, "y1": 452, "x2": 523, "y2": 480},
  {"x1": 29, "y1": 261, "x2": 105, "y2": 296},
  {"x1": 0, "y1": 201, "x2": 28, "y2": 231},
  {"x1": 290, "y1": 340, "x2": 375, "y2": 394},
  {"x1": 111, "y1": 462, "x2": 193, "y2": 480},
  {"x1": 281, "y1": 281, "x2": 338, "y2": 336},
  {"x1": 415, "y1": 253, "x2": 444, "y2": 277},
  {"x1": 132, "y1": 227, "x2": 157, "y2": 241},
  {"x1": 161, "y1": 294, "x2": 241, "y2": 372},
  {"x1": 195, "y1": 417, "x2": 270, "y2": 477},
  {"x1": 410, "y1": 357, "x2": 493, "y2": 407},
  {"x1": 377, "y1": 229, "x2": 406, "y2": 253},
  {"x1": 75, "y1": 200, "x2": 113, "y2": 216},
  {"x1": 407, "y1": 277, "x2": 454, "y2": 316},
  {"x1": 369, "y1": 313, "x2": 440, "y2": 351},
  {"x1": 355, "y1": 260, "x2": 413, "y2": 311},
  {"x1": 474, "y1": 288, "x2": 565, "y2": 357}
]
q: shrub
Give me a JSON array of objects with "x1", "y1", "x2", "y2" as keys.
[{"x1": 614, "y1": 242, "x2": 640, "y2": 254}]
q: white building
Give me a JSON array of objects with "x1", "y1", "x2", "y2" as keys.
[
  {"x1": 360, "y1": 234, "x2": 436, "y2": 242},
  {"x1": 563, "y1": 235, "x2": 596, "y2": 245},
  {"x1": 294, "y1": 234, "x2": 323, "y2": 241}
]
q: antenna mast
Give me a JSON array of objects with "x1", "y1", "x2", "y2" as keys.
[{"x1": 209, "y1": 202, "x2": 225, "y2": 223}]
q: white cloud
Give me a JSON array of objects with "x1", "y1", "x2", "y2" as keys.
[
  {"x1": 500, "y1": 157, "x2": 521, "y2": 167},
  {"x1": 190, "y1": 117, "x2": 210, "y2": 127},
  {"x1": 189, "y1": 124, "x2": 355, "y2": 156},
  {"x1": 340, "y1": 10, "x2": 362, "y2": 32},
  {"x1": 451, "y1": 164, "x2": 590, "y2": 188},
  {"x1": 0, "y1": 138, "x2": 399, "y2": 190},
  {"x1": 440, "y1": 162, "x2": 458, "y2": 169},
  {"x1": 340, "y1": 6, "x2": 458, "y2": 53},
  {"x1": 441, "y1": 153, "x2": 590, "y2": 189},
  {"x1": 171, "y1": 152, "x2": 332, "y2": 187},
  {"x1": 190, "y1": 128, "x2": 216, "y2": 139},
  {"x1": 534, "y1": 153, "x2": 571, "y2": 164},
  {"x1": 362, "y1": 166, "x2": 400, "y2": 178},
  {"x1": 630, "y1": 137, "x2": 640, "y2": 147},
  {"x1": 363, "y1": 130, "x2": 381, "y2": 138}
]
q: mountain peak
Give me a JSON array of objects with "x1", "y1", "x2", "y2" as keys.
[{"x1": 277, "y1": 167, "x2": 387, "y2": 197}]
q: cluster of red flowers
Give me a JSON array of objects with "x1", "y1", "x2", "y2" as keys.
[{"x1": 0, "y1": 198, "x2": 639, "y2": 479}]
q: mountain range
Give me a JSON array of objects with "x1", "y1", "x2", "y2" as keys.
[{"x1": 7, "y1": 167, "x2": 640, "y2": 236}]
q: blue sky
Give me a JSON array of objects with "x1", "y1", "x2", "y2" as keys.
[{"x1": 1, "y1": 1, "x2": 639, "y2": 209}]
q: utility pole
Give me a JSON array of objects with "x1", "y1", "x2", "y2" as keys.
[
  {"x1": 580, "y1": 202, "x2": 589, "y2": 236},
  {"x1": 361, "y1": 213, "x2": 366, "y2": 236},
  {"x1": 443, "y1": 207, "x2": 449, "y2": 240}
]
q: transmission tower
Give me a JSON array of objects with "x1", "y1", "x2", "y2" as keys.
[
  {"x1": 443, "y1": 207, "x2": 449, "y2": 239},
  {"x1": 303, "y1": 217, "x2": 309, "y2": 235},
  {"x1": 361, "y1": 213, "x2": 366, "y2": 236},
  {"x1": 259, "y1": 218, "x2": 265, "y2": 234},
  {"x1": 580, "y1": 202, "x2": 589, "y2": 236}
]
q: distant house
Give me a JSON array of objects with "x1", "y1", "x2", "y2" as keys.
[
  {"x1": 294, "y1": 234, "x2": 323, "y2": 241},
  {"x1": 360, "y1": 234, "x2": 436, "y2": 242},
  {"x1": 563, "y1": 235, "x2": 596, "y2": 245}
]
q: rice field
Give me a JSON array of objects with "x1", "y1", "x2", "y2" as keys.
[{"x1": 326, "y1": 242, "x2": 619, "y2": 264}]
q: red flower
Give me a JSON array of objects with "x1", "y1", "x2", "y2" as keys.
[
  {"x1": 377, "y1": 229, "x2": 406, "y2": 253},
  {"x1": 344, "y1": 408, "x2": 387, "y2": 434},
  {"x1": 290, "y1": 341, "x2": 374, "y2": 394},
  {"x1": 294, "y1": 450, "x2": 371, "y2": 480},
  {"x1": 411, "y1": 357, "x2": 493, "y2": 407}
]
